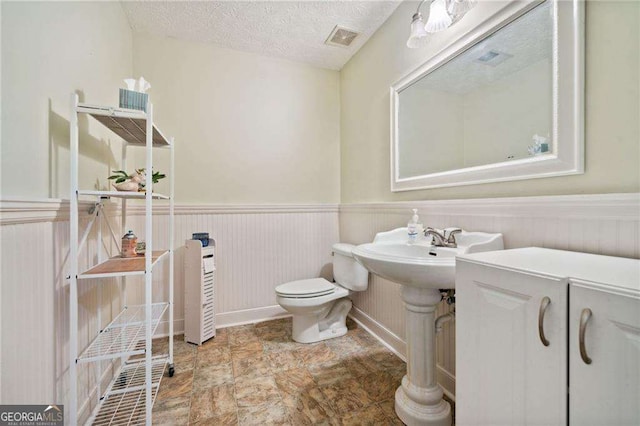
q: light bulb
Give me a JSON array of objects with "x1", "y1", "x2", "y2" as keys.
[
  {"x1": 448, "y1": 0, "x2": 477, "y2": 23},
  {"x1": 407, "y1": 12, "x2": 429, "y2": 48},
  {"x1": 425, "y1": 0, "x2": 453, "y2": 34}
]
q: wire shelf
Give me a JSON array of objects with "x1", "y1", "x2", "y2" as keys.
[
  {"x1": 108, "y1": 357, "x2": 167, "y2": 395},
  {"x1": 91, "y1": 358, "x2": 167, "y2": 426},
  {"x1": 78, "y1": 304, "x2": 168, "y2": 363}
]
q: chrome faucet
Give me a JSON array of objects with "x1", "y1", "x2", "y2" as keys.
[{"x1": 425, "y1": 227, "x2": 462, "y2": 248}]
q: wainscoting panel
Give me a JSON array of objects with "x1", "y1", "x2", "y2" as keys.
[
  {"x1": 0, "y1": 200, "x2": 339, "y2": 422},
  {"x1": 1, "y1": 194, "x2": 636, "y2": 412},
  {"x1": 0, "y1": 201, "x2": 122, "y2": 423},
  {"x1": 340, "y1": 193, "x2": 640, "y2": 397},
  {"x1": 124, "y1": 205, "x2": 340, "y2": 328}
]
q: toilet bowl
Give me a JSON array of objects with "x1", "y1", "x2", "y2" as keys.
[{"x1": 275, "y1": 243, "x2": 369, "y2": 343}]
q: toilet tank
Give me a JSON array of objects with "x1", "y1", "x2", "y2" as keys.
[{"x1": 332, "y1": 243, "x2": 369, "y2": 291}]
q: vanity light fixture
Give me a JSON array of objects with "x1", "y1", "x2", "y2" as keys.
[{"x1": 406, "y1": 0, "x2": 477, "y2": 48}]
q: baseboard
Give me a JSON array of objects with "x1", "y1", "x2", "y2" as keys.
[
  {"x1": 349, "y1": 307, "x2": 456, "y2": 399},
  {"x1": 349, "y1": 307, "x2": 407, "y2": 361},
  {"x1": 153, "y1": 305, "x2": 291, "y2": 337},
  {"x1": 215, "y1": 305, "x2": 291, "y2": 328},
  {"x1": 154, "y1": 319, "x2": 185, "y2": 338},
  {"x1": 437, "y1": 365, "x2": 456, "y2": 401}
]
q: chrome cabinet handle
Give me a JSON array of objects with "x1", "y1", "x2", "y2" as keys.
[
  {"x1": 579, "y1": 308, "x2": 593, "y2": 364},
  {"x1": 538, "y1": 296, "x2": 551, "y2": 346}
]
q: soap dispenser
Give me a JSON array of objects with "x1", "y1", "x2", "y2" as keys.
[{"x1": 407, "y1": 209, "x2": 423, "y2": 244}]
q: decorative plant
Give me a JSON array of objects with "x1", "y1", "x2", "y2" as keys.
[
  {"x1": 108, "y1": 168, "x2": 166, "y2": 191},
  {"x1": 136, "y1": 168, "x2": 166, "y2": 189}
]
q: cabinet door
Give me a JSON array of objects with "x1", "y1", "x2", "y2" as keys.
[
  {"x1": 569, "y1": 283, "x2": 640, "y2": 425},
  {"x1": 457, "y1": 261, "x2": 568, "y2": 426}
]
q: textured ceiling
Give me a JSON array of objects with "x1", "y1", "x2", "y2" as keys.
[{"x1": 120, "y1": 0, "x2": 402, "y2": 70}]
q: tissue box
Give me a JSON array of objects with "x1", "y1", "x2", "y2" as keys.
[
  {"x1": 119, "y1": 88, "x2": 148, "y2": 112},
  {"x1": 192, "y1": 233, "x2": 209, "y2": 247}
]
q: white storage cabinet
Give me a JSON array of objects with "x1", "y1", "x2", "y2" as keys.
[
  {"x1": 184, "y1": 239, "x2": 216, "y2": 345},
  {"x1": 68, "y1": 94, "x2": 175, "y2": 425},
  {"x1": 456, "y1": 247, "x2": 640, "y2": 426}
]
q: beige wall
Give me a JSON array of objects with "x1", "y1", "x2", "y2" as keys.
[
  {"x1": 340, "y1": 0, "x2": 640, "y2": 203},
  {"x1": 1, "y1": 1, "x2": 133, "y2": 199},
  {"x1": 132, "y1": 33, "x2": 341, "y2": 204}
]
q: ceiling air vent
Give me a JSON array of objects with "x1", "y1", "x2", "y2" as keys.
[
  {"x1": 474, "y1": 49, "x2": 514, "y2": 67},
  {"x1": 325, "y1": 26, "x2": 359, "y2": 48}
]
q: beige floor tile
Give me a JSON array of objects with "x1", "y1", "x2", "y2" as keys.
[
  {"x1": 359, "y1": 371, "x2": 399, "y2": 402},
  {"x1": 377, "y1": 399, "x2": 398, "y2": 419},
  {"x1": 339, "y1": 354, "x2": 373, "y2": 378},
  {"x1": 198, "y1": 329, "x2": 229, "y2": 347},
  {"x1": 237, "y1": 400, "x2": 290, "y2": 425},
  {"x1": 320, "y1": 377, "x2": 374, "y2": 415},
  {"x1": 298, "y1": 343, "x2": 338, "y2": 366},
  {"x1": 190, "y1": 411, "x2": 238, "y2": 426},
  {"x1": 340, "y1": 404, "x2": 390, "y2": 426},
  {"x1": 152, "y1": 408, "x2": 190, "y2": 425},
  {"x1": 232, "y1": 354, "x2": 271, "y2": 379},
  {"x1": 155, "y1": 370, "x2": 193, "y2": 401},
  {"x1": 174, "y1": 339, "x2": 197, "y2": 356},
  {"x1": 282, "y1": 386, "x2": 336, "y2": 425},
  {"x1": 255, "y1": 327, "x2": 290, "y2": 341},
  {"x1": 324, "y1": 335, "x2": 366, "y2": 356},
  {"x1": 153, "y1": 395, "x2": 190, "y2": 414},
  {"x1": 197, "y1": 345, "x2": 232, "y2": 367},
  {"x1": 350, "y1": 328, "x2": 384, "y2": 349},
  {"x1": 260, "y1": 330, "x2": 302, "y2": 353},
  {"x1": 234, "y1": 375, "x2": 281, "y2": 408},
  {"x1": 193, "y1": 362, "x2": 234, "y2": 391},
  {"x1": 189, "y1": 383, "x2": 236, "y2": 423},
  {"x1": 151, "y1": 324, "x2": 433, "y2": 426},
  {"x1": 360, "y1": 349, "x2": 405, "y2": 375},
  {"x1": 255, "y1": 317, "x2": 291, "y2": 329},
  {"x1": 307, "y1": 360, "x2": 353, "y2": 387},
  {"x1": 266, "y1": 349, "x2": 304, "y2": 372},
  {"x1": 230, "y1": 341, "x2": 264, "y2": 359},
  {"x1": 172, "y1": 350, "x2": 196, "y2": 374},
  {"x1": 226, "y1": 324, "x2": 256, "y2": 334},
  {"x1": 273, "y1": 367, "x2": 316, "y2": 397},
  {"x1": 229, "y1": 329, "x2": 260, "y2": 346}
]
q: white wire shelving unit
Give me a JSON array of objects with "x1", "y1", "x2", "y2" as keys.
[{"x1": 69, "y1": 94, "x2": 175, "y2": 426}]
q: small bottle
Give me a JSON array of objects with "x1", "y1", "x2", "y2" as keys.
[
  {"x1": 121, "y1": 230, "x2": 138, "y2": 258},
  {"x1": 407, "y1": 209, "x2": 422, "y2": 244}
]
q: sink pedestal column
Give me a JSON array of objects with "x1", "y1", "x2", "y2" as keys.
[{"x1": 395, "y1": 286, "x2": 451, "y2": 426}]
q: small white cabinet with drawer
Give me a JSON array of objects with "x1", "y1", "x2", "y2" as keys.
[
  {"x1": 456, "y1": 247, "x2": 640, "y2": 426},
  {"x1": 184, "y1": 238, "x2": 216, "y2": 345}
]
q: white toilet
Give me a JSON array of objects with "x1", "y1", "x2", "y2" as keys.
[{"x1": 275, "y1": 243, "x2": 369, "y2": 343}]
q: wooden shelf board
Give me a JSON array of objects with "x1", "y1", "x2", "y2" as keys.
[
  {"x1": 76, "y1": 103, "x2": 170, "y2": 146},
  {"x1": 80, "y1": 251, "x2": 167, "y2": 277},
  {"x1": 78, "y1": 190, "x2": 169, "y2": 200}
]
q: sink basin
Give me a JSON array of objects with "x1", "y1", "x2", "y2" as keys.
[
  {"x1": 351, "y1": 227, "x2": 503, "y2": 426},
  {"x1": 352, "y1": 227, "x2": 503, "y2": 289}
]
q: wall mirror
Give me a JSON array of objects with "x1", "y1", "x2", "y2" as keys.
[{"x1": 391, "y1": 0, "x2": 583, "y2": 191}]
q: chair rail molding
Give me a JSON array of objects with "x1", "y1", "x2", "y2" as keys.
[
  {"x1": 340, "y1": 193, "x2": 640, "y2": 220},
  {"x1": 0, "y1": 198, "x2": 102, "y2": 225}
]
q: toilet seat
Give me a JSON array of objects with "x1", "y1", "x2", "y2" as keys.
[{"x1": 275, "y1": 278, "x2": 335, "y2": 298}]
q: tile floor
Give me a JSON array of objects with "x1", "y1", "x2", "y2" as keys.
[{"x1": 152, "y1": 317, "x2": 454, "y2": 425}]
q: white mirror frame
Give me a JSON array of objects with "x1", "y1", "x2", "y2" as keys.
[{"x1": 391, "y1": 0, "x2": 584, "y2": 192}]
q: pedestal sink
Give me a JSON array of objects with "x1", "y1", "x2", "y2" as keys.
[{"x1": 352, "y1": 228, "x2": 503, "y2": 426}]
